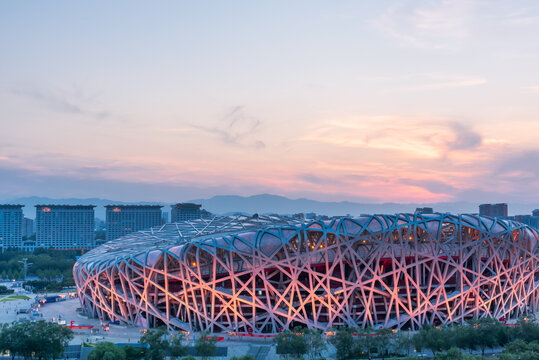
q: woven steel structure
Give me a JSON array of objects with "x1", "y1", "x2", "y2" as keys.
[{"x1": 74, "y1": 214, "x2": 539, "y2": 334}]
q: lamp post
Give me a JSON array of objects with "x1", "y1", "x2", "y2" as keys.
[{"x1": 18, "y1": 258, "x2": 32, "y2": 282}]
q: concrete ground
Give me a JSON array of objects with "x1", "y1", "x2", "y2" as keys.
[
  {"x1": 0, "y1": 291, "x2": 338, "y2": 359},
  {"x1": 0, "y1": 291, "x2": 143, "y2": 345},
  {"x1": 37, "y1": 297, "x2": 144, "y2": 345},
  {"x1": 0, "y1": 280, "x2": 524, "y2": 359}
]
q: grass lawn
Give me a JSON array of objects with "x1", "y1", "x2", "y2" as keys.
[{"x1": 0, "y1": 295, "x2": 30, "y2": 302}]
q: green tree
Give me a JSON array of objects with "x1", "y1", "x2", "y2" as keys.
[
  {"x1": 451, "y1": 325, "x2": 476, "y2": 354},
  {"x1": 123, "y1": 345, "x2": 146, "y2": 360},
  {"x1": 514, "y1": 318, "x2": 539, "y2": 343},
  {"x1": 0, "y1": 249, "x2": 79, "y2": 288},
  {"x1": 496, "y1": 340, "x2": 539, "y2": 360},
  {"x1": 330, "y1": 328, "x2": 354, "y2": 360},
  {"x1": 355, "y1": 327, "x2": 392, "y2": 360},
  {"x1": 140, "y1": 327, "x2": 169, "y2": 360},
  {"x1": 305, "y1": 328, "x2": 327, "y2": 360},
  {"x1": 87, "y1": 342, "x2": 126, "y2": 360},
  {"x1": 468, "y1": 318, "x2": 507, "y2": 359},
  {"x1": 61, "y1": 276, "x2": 76, "y2": 288},
  {"x1": 433, "y1": 347, "x2": 477, "y2": 360},
  {"x1": 0, "y1": 285, "x2": 14, "y2": 295},
  {"x1": 413, "y1": 325, "x2": 452, "y2": 355},
  {"x1": 395, "y1": 332, "x2": 415, "y2": 356},
  {"x1": 373, "y1": 328, "x2": 394, "y2": 359},
  {"x1": 0, "y1": 320, "x2": 73, "y2": 360},
  {"x1": 195, "y1": 331, "x2": 218, "y2": 360},
  {"x1": 274, "y1": 327, "x2": 308, "y2": 360},
  {"x1": 0, "y1": 322, "x2": 22, "y2": 359},
  {"x1": 168, "y1": 333, "x2": 187, "y2": 359},
  {"x1": 32, "y1": 320, "x2": 74, "y2": 360}
]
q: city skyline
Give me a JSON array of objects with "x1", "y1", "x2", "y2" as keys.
[
  {"x1": 5, "y1": 194, "x2": 539, "y2": 220},
  {"x1": 2, "y1": 1, "x2": 539, "y2": 204}
]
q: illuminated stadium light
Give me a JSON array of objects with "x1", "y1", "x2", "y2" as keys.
[{"x1": 74, "y1": 213, "x2": 539, "y2": 334}]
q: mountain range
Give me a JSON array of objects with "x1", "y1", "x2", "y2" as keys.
[{"x1": 4, "y1": 194, "x2": 539, "y2": 219}]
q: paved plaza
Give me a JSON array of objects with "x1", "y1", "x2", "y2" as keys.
[
  {"x1": 0, "y1": 294, "x2": 143, "y2": 345},
  {"x1": 0, "y1": 289, "x2": 313, "y2": 359},
  {"x1": 0, "y1": 279, "x2": 338, "y2": 359}
]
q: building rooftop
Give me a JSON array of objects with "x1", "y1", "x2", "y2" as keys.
[
  {"x1": 171, "y1": 203, "x2": 201, "y2": 207},
  {"x1": 34, "y1": 204, "x2": 96, "y2": 208},
  {"x1": 105, "y1": 204, "x2": 163, "y2": 208}
]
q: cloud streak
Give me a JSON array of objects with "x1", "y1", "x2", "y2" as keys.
[
  {"x1": 12, "y1": 87, "x2": 111, "y2": 120},
  {"x1": 300, "y1": 116, "x2": 483, "y2": 159},
  {"x1": 405, "y1": 76, "x2": 486, "y2": 91},
  {"x1": 359, "y1": 73, "x2": 487, "y2": 92},
  {"x1": 373, "y1": 0, "x2": 482, "y2": 49},
  {"x1": 446, "y1": 122, "x2": 482, "y2": 150},
  {"x1": 188, "y1": 106, "x2": 266, "y2": 149}
]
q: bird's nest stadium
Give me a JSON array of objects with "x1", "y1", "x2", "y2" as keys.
[{"x1": 74, "y1": 214, "x2": 539, "y2": 335}]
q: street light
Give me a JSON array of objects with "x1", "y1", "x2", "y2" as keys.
[{"x1": 18, "y1": 258, "x2": 32, "y2": 282}]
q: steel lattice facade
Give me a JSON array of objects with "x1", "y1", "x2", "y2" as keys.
[{"x1": 74, "y1": 214, "x2": 539, "y2": 334}]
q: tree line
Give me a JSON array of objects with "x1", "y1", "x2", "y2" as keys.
[
  {"x1": 87, "y1": 327, "x2": 222, "y2": 360},
  {"x1": 0, "y1": 320, "x2": 73, "y2": 360},
  {"x1": 328, "y1": 317, "x2": 539, "y2": 360},
  {"x1": 0, "y1": 322, "x2": 224, "y2": 360},
  {"x1": 5, "y1": 316, "x2": 539, "y2": 359},
  {"x1": 0, "y1": 249, "x2": 82, "y2": 291},
  {"x1": 273, "y1": 317, "x2": 539, "y2": 360},
  {"x1": 0, "y1": 249, "x2": 80, "y2": 279}
]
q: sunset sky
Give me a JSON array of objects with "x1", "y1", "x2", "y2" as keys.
[{"x1": 1, "y1": 1, "x2": 539, "y2": 204}]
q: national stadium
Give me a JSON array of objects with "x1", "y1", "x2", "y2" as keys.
[{"x1": 73, "y1": 213, "x2": 539, "y2": 335}]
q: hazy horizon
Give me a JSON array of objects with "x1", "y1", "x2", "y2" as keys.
[{"x1": 5, "y1": 193, "x2": 539, "y2": 220}]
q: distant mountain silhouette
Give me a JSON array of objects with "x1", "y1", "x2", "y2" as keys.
[
  {"x1": 189, "y1": 193, "x2": 481, "y2": 217},
  {"x1": 6, "y1": 194, "x2": 538, "y2": 220}
]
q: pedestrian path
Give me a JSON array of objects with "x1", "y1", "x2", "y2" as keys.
[
  {"x1": 247, "y1": 345, "x2": 271, "y2": 360},
  {"x1": 255, "y1": 345, "x2": 270, "y2": 360}
]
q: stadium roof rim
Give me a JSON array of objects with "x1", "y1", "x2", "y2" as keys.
[{"x1": 76, "y1": 213, "x2": 539, "y2": 267}]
